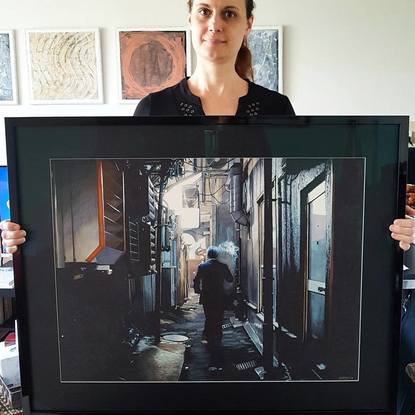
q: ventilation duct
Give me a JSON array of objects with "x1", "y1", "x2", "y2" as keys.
[{"x1": 229, "y1": 163, "x2": 249, "y2": 226}]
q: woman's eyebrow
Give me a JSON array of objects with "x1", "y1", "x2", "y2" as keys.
[{"x1": 194, "y1": 3, "x2": 240, "y2": 11}]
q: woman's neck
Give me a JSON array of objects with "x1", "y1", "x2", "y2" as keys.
[{"x1": 188, "y1": 63, "x2": 248, "y2": 98}]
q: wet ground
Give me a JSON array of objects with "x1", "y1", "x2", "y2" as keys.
[
  {"x1": 115, "y1": 290, "x2": 292, "y2": 382},
  {"x1": 159, "y1": 291, "x2": 290, "y2": 382}
]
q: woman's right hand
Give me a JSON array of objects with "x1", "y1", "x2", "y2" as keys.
[{"x1": 0, "y1": 221, "x2": 26, "y2": 254}]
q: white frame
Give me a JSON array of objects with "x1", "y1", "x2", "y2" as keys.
[
  {"x1": 249, "y1": 25, "x2": 284, "y2": 94},
  {"x1": 25, "y1": 28, "x2": 103, "y2": 105},
  {"x1": 0, "y1": 30, "x2": 18, "y2": 105},
  {"x1": 116, "y1": 27, "x2": 192, "y2": 104}
]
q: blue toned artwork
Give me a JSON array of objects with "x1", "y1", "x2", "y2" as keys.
[
  {"x1": 248, "y1": 29, "x2": 280, "y2": 92},
  {"x1": 0, "y1": 167, "x2": 10, "y2": 221},
  {"x1": 0, "y1": 33, "x2": 13, "y2": 102}
]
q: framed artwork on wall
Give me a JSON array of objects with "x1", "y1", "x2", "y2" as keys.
[
  {"x1": 0, "y1": 30, "x2": 18, "y2": 105},
  {"x1": 248, "y1": 26, "x2": 283, "y2": 93},
  {"x1": 26, "y1": 29, "x2": 103, "y2": 104},
  {"x1": 5, "y1": 115, "x2": 408, "y2": 414},
  {"x1": 117, "y1": 28, "x2": 191, "y2": 103}
]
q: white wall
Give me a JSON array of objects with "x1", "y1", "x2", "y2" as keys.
[{"x1": 1, "y1": 0, "x2": 414, "y2": 164}]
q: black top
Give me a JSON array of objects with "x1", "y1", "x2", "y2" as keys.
[
  {"x1": 193, "y1": 258, "x2": 233, "y2": 306},
  {"x1": 133, "y1": 78, "x2": 295, "y2": 117}
]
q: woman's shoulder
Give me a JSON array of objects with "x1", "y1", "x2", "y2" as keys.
[
  {"x1": 247, "y1": 81, "x2": 295, "y2": 116},
  {"x1": 133, "y1": 79, "x2": 185, "y2": 116}
]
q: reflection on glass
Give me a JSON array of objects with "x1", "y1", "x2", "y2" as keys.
[
  {"x1": 309, "y1": 292, "x2": 325, "y2": 340},
  {"x1": 308, "y1": 191, "x2": 327, "y2": 283}
]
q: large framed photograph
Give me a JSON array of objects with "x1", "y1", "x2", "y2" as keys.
[
  {"x1": 117, "y1": 28, "x2": 191, "y2": 103},
  {"x1": 5, "y1": 116, "x2": 407, "y2": 414},
  {"x1": 26, "y1": 29, "x2": 103, "y2": 104}
]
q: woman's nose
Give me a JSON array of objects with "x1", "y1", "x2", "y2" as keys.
[{"x1": 208, "y1": 14, "x2": 223, "y2": 32}]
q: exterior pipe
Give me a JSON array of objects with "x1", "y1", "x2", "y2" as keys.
[
  {"x1": 154, "y1": 163, "x2": 169, "y2": 343},
  {"x1": 263, "y1": 158, "x2": 274, "y2": 375}
]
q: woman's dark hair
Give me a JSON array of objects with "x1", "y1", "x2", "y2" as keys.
[{"x1": 187, "y1": 0, "x2": 255, "y2": 81}]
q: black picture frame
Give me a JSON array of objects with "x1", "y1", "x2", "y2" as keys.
[{"x1": 5, "y1": 116, "x2": 408, "y2": 414}]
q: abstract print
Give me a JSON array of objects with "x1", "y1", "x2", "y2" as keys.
[
  {"x1": 0, "y1": 33, "x2": 14, "y2": 102},
  {"x1": 119, "y1": 31, "x2": 187, "y2": 100},
  {"x1": 27, "y1": 30, "x2": 102, "y2": 102},
  {"x1": 248, "y1": 29, "x2": 281, "y2": 93}
]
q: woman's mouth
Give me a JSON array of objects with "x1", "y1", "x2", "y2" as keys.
[{"x1": 204, "y1": 38, "x2": 226, "y2": 44}]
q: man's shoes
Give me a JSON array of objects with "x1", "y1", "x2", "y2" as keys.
[{"x1": 201, "y1": 339, "x2": 208, "y2": 344}]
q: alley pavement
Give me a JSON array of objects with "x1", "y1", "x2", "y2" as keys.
[{"x1": 160, "y1": 290, "x2": 289, "y2": 382}]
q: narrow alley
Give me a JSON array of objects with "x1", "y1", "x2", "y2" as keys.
[{"x1": 51, "y1": 157, "x2": 364, "y2": 384}]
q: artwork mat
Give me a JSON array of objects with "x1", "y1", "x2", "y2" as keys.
[
  {"x1": 116, "y1": 27, "x2": 192, "y2": 104},
  {"x1": 25, "y1": 28, "x2": 104, "y2": 105},
  {"x1": 0, "y1": 29, "x2": 18, "y2": 105},
  {"x1": 4, "y1": 116, "x2": 407, "y2": 414},
  {"x1": 249, "y1": 25, "x2": 283, "y2": 94}
]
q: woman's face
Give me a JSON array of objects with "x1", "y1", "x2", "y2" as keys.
[{"x1": 189, "y1": 0, "x2": 253, "y2": 66}]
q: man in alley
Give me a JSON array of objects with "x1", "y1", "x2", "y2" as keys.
[{"x1": 193, "y1": 246, "x2": 234, "y2": 348}]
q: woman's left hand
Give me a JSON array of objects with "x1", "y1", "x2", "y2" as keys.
[{"x1": 390, "y1": 205, "x2": 415, "y2": 251}]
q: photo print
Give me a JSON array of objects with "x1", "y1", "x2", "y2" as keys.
[{"x1": 50, "y1": 157, "x2": 364, "y2": 383}]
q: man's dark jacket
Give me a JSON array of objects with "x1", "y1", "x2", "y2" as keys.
[{"x1": 193, "y1": 259, "x2": 233, "y2": 306}]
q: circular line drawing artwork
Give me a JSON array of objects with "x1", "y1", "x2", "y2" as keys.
[{"x1": 120, "y1": 31, "x2": 187, "y2": 100}]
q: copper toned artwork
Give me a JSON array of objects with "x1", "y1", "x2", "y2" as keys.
[{"x1": 119, "y1": 31, "x2": 187, "y2": 100}]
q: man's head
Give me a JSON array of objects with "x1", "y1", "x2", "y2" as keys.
[{"x1": 206, "y1": 246, "x2": 219, "y2": 259}]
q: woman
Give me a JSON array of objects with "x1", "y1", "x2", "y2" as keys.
[
  {"x1": 1, "y1": 0, "x2": 414, "y2": 249},
  {"x1": 134, "y1": 0, "x2": 294, "y2": 117}
]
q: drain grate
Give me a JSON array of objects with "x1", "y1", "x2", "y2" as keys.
[
  {"x1": 235, "y1": 360, "x2": 257, "y2": 371},
  {"x1": 222, "y1": 322, "x2": 232, "y2": 329}
]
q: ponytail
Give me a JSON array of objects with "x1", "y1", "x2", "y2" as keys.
[{"x1": 235, "y1": 38, "x2": 254, "y2": 81}]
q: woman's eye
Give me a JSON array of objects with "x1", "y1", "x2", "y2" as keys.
[
  {"x1": 224, "y1": 10, "x2": 237, "y2": 18},
  {"x1": 198, "y1": 8, "x2": 211, "y2": 17}
]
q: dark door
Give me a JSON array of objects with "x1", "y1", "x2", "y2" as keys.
[
  {"x1": 304, "y1": 182, "x2": 328, "y2": 358},
  {"x1": 303, "y1": 179, "x2": 331, "y2": 367}
]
